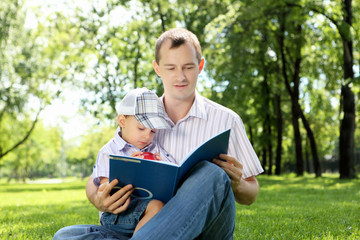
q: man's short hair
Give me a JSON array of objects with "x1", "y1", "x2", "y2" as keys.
[{"x1": 155, "y1": 28, "x2": 202, "y2": 64}]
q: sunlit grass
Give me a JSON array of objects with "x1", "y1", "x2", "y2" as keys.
[
  {"x1": 1, "y1": 174, "x2": 359, "y2": 239},
  {"x1": 1, "y1": 178, "x2": 98, "y2": 239},
  {"x1": 234, "y1": 174, "x2": 360, "y2": 240}
]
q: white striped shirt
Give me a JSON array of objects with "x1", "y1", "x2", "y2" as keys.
[{"x1": 155, "y1": 91, "x2": 264, "y2": 178}]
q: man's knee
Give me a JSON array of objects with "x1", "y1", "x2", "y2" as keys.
[{"x1": 194, "y1": 161, "x2": 231, "y2": 186}]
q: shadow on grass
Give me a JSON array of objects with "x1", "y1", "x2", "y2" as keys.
[
  {"x1": 257, "y1": 173, "x2": 359, "y2": 189},
  {"x1": 1, "y1": 181, "x2": 86, "y2": 193}
]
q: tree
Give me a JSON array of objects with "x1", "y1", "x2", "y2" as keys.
[
  {"x1": 3, "y1": 121, "x2": 62, "y2": 181},
  {"x1": 287, "y1": 0, "x2": 358, "y2": 178},
  {"x1": 0, "y1": 0, "x2": 44, "y2": 161},
  {"x1": 0, "y1": 1, "x2": 70, "y2": 162}
]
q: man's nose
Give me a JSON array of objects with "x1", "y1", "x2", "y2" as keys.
[{"x1": 175, "y1": 69, "x2": 186, "y2": 81}]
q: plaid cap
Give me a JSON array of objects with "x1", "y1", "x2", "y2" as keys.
[{"x1": 118, "y1": 88, "x2": 171, "y2": 129}]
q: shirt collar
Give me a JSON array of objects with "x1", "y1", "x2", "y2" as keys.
[
  {"x1": 160, "y1": 90, "x2": 208, "y2": 123},
  {"x1": 188, "y1": 91, "x2": 207, "y2": 120},
  {"x1": 113, "y1": 127, "x2": 127, "y2": 151}
]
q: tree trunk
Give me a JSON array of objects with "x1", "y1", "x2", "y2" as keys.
[
  {"x1": 264, "y1": 79, "x2": 273, "y2": 175},
  {"x1": 339, "y1": 0, "x2": 356, "y2": 179},
  {"x1": 267, "y1": 121, "x2": 273, "y2": 175},
  {"x1": 275, "y1": 94, "x2": 283, "y2": 175},
  {"x1": 339, "y1": 85, "x2": 355, "y2": 178},
  {"x1": 299, "y1": 108, "x2": 322, "y2": 177},
  {"x1": 262, "y1": 74, "x2": 273, "y2": 175},
  {"x1": 292, "y1": 104, "x2": 304, "y2": 176},
  {"x1": 305, "y1": 138, "x2": 311, "y2": 173},
  {"x1": 262, "y1": 148, "x2": 267, "y2": 174},
  {"x1": 279, "y1": 17, "x2": 304, "y2": 176}
]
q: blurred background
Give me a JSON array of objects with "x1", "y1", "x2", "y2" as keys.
[{"x1": 1, "y1": 0, "x2": 359, "y2": 182}]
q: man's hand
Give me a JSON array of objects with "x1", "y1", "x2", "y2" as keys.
[
  {"x1": 86, "y1": 176, "x2": 134, "y2": 214},
  {"x1": 212, "y1": 154, "x2": 259, "y2": 205},
  {"x1": 212, "y1": 153, "x2": 243, "y2": 187}
]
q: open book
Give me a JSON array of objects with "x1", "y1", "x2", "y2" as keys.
[{"x1": 109, "y1": 129, "x2": 230, "y2": 203}]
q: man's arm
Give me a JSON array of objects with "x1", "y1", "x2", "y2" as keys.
[
  {"x1": 213, "y1": 154, "x2": 259, "y2": 205},
  {"x1": 86, "y1": 175, "x2": 134, "y2": 214}
]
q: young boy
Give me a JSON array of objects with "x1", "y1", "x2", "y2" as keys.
[{"x1": 92, "y1": 87, "x2": 175, "y2": 237}]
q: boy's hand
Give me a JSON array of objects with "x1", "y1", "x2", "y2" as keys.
[
  {"x1": 154, "y1": 153, "x2": 161, "y2": 160},
  {"x1": 131, "y1": 151, "x2": 144, "y2": 158},
  {"x1": 95, "y1": 179, "x2": 134, "y2": 214}
]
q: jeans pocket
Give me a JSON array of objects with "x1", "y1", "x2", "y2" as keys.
[{"x1": 101, "y1": 212, "x2": 119, "y2": 226}]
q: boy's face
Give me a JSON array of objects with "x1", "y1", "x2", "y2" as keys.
[
  {"x1": 117, "y1": 115, "x2": 156, "y2": 150},
  {"x1": 153, "y1": 40, "x2": 204, "y2": 103}
]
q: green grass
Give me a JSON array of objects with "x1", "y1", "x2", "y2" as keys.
[
  {"x1": 234, "y1": 174, "x2": 360, "y2": 240},
  {"x1": 0, "y1": 178, "x2": 99, "y2": 240},
  {"x1": 1, "y1": 175, "x2": 359, "y2": 239}
]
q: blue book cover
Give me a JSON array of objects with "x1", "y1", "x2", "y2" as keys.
[{"x1": 109, "y1": 129, "x2": 230, "y2": 203}]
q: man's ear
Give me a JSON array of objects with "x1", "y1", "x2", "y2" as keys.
[
  {"x1": 199, "y1": 57, "x2": 205, "y2": 73},
  {"x1": 153, "y1": 60, "x2": 161, "y2": 76},
  {"x1": 117, "y1": 115, "x2": 126, "y2": 128}
]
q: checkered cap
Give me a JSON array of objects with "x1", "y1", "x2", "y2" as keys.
[{"x1": 118, "y1": 88, "x2": 171, "y2": 129}]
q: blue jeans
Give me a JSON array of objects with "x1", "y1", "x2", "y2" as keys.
[
  {"x1": 101, "y1": 199, "x2": 150, "y2": 237},
  {"x1": 53, "y1": 161, "x2": 235, "y2": 240}
]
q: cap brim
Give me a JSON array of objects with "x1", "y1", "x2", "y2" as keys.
[{"x1": 134, "y1": 114, "x2": 172, "y2": 129}]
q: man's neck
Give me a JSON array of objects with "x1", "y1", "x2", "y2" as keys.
[{"x1": 163, "y1": 95, "x2": 195, "y2": 124}]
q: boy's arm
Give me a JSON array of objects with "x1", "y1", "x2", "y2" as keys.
[
  {"x1": 212, "y1": 154, "x2": 259, "y2": 205},
  {"x1": 86, "y1": 175, "x2": 134, "y2": 214}
]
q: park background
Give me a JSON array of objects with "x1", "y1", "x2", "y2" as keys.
[{"x1": 1, "y1": 0, "x2": 360, "y2": 239}]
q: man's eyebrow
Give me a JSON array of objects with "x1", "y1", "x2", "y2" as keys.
[{"x1": 163, "y1": 63, "x2": 196, "y2": 66}]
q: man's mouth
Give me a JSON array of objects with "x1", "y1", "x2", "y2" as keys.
[{"x1": 174, "y1": 83, "x2": 187, "y2": 88}]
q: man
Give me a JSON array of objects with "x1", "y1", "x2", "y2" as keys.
[{"x1": 53, "y1": 28, "x2": 263, "y2": 240}]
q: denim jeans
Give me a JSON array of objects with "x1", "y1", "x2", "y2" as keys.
[
  {"x1": 53, "y1": 161, "x2": 235, "y2": 240},
  {"x1": 100, "y1": 199, "x2": 150, "y2": 238}
]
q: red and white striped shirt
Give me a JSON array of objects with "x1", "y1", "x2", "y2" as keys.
[{"x1": 155, "y1": 91, "x2": 264, "y2": 178}]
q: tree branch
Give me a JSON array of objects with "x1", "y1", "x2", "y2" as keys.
[{"x1": 0, "y1": 106, "x2": 43, "y2": 160}]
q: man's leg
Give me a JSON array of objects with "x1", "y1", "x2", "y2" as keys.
[
  {"x1": 195, "y1": 189, "x2": 235, "y2": 240},
  {"x1": 53, "y1": 225, "x2": 129, "y2": 240},
  {"x1": 131, "y1": 161, "x2": 236, "y2": 240}
]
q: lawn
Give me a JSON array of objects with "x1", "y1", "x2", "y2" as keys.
[{"x1": 1, "y1": 174, "x2": 359, "y2": 239}]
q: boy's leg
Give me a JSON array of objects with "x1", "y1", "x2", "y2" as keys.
[
  {"x1": 53, "y1": 225, "x2": 129, "y2": 240},
  {"x1": 100, "y1": 199, "x2": 151, "y2": 237},
  {"x1": 131, "y1": 161, "x2": 236, "y2": 240},
  {"x1": 134, "y1": 199, "x2": 164, "y2": 234}
]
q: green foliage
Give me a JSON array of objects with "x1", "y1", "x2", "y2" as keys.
[
  {"x1": 66, "y1": 125, "x2": 115, "y2": 178},
  {"x1": 1, "y1": 0, "x2": 359, "y2": 178},
  {"x1": 1, "y1": 120, "x2": 62, "y2": 181},
  {"x1": 0, "y1": 175, "x2": 359, "y2": 239},
  {"x1": 0, "y1": 0, "x2": 74, "y2": 162}
]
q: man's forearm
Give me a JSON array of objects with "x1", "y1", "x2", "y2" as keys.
[
  {"x1": 233, "y1": 176, "x2": 259, "y2": 205},
  {"x1": 86, "y1": 175, "x2": 98, "y2": 206}
]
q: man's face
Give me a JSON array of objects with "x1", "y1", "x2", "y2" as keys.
[{"x1": 153, "y1": 40, "x2": 204, "y2": 103}]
